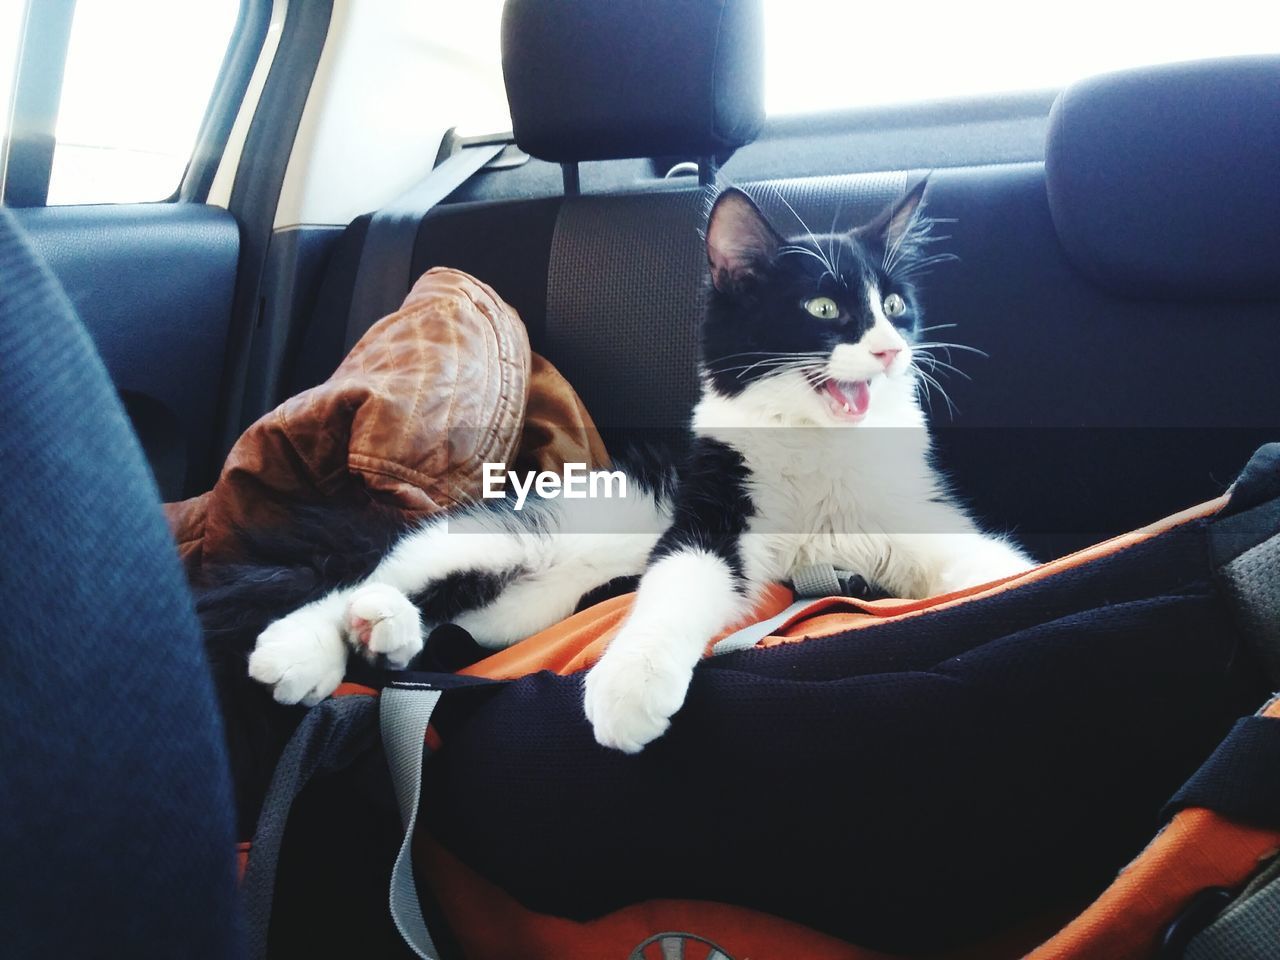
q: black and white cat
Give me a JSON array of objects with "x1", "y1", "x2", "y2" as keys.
[{"x1": 248, "y1": 181, "x2": 1032, "y2": 753}]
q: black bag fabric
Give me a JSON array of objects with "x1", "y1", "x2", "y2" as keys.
[{"x1": 416, "y1": 457, "x2": 1279, "y2": 955}]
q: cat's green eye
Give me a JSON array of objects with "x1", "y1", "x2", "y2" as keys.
[
  {"x1": 883, "y1": 293, "x2": 907, "y2": 318},
  {"x1": 804, "y1": 296, "x2": 839, "y2": 320}
]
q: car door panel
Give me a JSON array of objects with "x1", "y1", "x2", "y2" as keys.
[{"x1": 14, "y1": 203, "x2": 239, "y2": 499}]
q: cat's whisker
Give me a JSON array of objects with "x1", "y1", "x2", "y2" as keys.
[
  {"x1": 750, "y1": 362, "x2": 828, "y2": 380},
  {"x1": 883, "y1": 214, "x2": 921, "y2": 275},
  {"x1": 763, "y1": 184, "x2": 837, "y2": 276},
  {"x1": 918, "y1": 369, "x2": 958, "y2": 411},
  {"x1": 884, "y1": 214, "x2": 947, "y2": 277},
  {"x1": 913, "y1": 354, "x2": 972, "y2": 381},
  {"x1": 913, "y1": 368, "x2": 958, "y2": 418},
  {"x1": 891, "y1": 251, "x2": 961, "y2": 281},
  {"x1": 706, "y1": 357, "x2": 827, "y2": 379},
  {"x1": 913, "y1": 376, "x2": 935, "y2": 416},
  {"x1": 914, "y1": 340, "x2": 990, "y2": 359},
  {"x1": 778, "y1": 244, "x2": 835, "y2": 281},
  {"x1": 911, "y1": 343, "x2": 988, "y2": 363},
  {"x1": 706, "y1": 352, "x2": 828, "y2": 370},
  {"x1": 827, "y1": 236, "x2": 842, "y2": 279},
  {"x1": 717, "y1": 360, "x2": 811, "y2": 378},
  {"x1": 916, "y1": 323, "x2": 958, "y2": 334},
  {"x1": 912, "y1": 345, "x2": 975, "y2": 373},
  {"x1": 705, "y1": 351, "x2": 830, "y2": 375},
  {"x1": 708, "y1": 361, "x2": 795, "y2": 372},
  {"x1": 828, "y1": 203, "x2": 846, "y2": 275},
  {"x1": 716, "y1": 348, "x2": 824, "y2": 358}
]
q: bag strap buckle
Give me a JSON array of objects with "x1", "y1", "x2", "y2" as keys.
[{"x1": 1157, "y1": 887, "x2": 1234, "y2": 960}]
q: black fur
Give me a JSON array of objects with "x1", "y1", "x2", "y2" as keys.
[
  {"x1": 575, "y1": 575, "x2": 642, "y2": 610},
  {"x1": 409, "y1": 567, "x2": 528, "y2": 622},
  {"x1": 196, "y1": 503, "x2": 409, "y2": 835},
  {"x1": 649, "y1": 437, "x2": 755, "y2": 580}
]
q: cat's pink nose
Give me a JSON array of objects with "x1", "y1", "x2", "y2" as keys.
[{"x1": 873, "y1": 348, "x2": 901, "y2": 369}]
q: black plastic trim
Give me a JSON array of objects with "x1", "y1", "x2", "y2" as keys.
[
  {"x1": 211, "y1": 0, "x2": 334, "y2": 481},
  {"x1": 179, "y1": 0, "x2": 273, "y2": 203},
  {"x1": 242, "y1": 224, "x2": 345, "y2": 415}
]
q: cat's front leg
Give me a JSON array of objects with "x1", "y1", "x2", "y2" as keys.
[
  {"x1": 928, "y1": 532, "x2": 1035, "y2": 595},
  {"x1": 248, "y1": 582, "x2": 424, "y2": 705},
  {"x1": 247, "y1": 513, "x2": 527, "y2": 704},
  {"x1": 583, "y1": 547, "x2": 750, "y2": 753},
  {"x1": 249, "y1": 590, "x2": 353, "y2": 706}
]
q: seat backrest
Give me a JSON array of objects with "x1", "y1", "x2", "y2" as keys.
[{"x1": 291, "y1": 33, "x2": 1280, "y2": 559}]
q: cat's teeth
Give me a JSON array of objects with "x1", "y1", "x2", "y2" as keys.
[{"x1": 821, "y1": 378, "x2": 872, "y2": 421}]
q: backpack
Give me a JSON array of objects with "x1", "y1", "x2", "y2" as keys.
[{"x1": 245, "y1": 444, "x2": 1280, "y2": 960}]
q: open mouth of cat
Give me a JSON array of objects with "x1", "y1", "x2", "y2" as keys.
[{"x1": 819, "y1": 379, "x2": 871, "y2": 421}]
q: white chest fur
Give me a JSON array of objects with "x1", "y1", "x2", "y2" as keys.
[{"x1": 692, "y1": 373, "x2": 982, "y2": 597}]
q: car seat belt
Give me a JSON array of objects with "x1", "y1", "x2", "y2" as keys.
[{"x1": 344, "y1": 140, "x2": 507, "y2": 352}]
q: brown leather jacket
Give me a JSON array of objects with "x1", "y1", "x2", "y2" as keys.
[{"x1": 166, "y1": 267, "x2": 607, "y2": 571}]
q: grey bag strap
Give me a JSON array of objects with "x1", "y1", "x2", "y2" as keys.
[
  {"x1": 712, "y1": 563, "x2": 865, "y2": 655},
  {"x1": 241, "y1": 695, "x2": 379, "y2": 960},
  {"x1": 344, "y1": 140, "x2": 507, "y2": 352},
  {"x1": 789, "y1": 563, "x2": 845, "y2": 597},
  {"x1": 380, "y1": 683, "x2": 446, "y2": 960},
  {"x1": 1185, "y1": 856, "x2": 1280, "y2": 960},
  {"x1": 710, "y1": 599, "x2": 816, "y2": 655}
]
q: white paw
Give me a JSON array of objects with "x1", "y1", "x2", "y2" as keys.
[
  {"x1": 345, "y1": 583, "x2": 423, "y2": 668},
  {"x1": 249, "y1": 608, "x2": 347, "y2": 706},
  {"x1": 582, "y1": 628, "x2": 694, "y2": 753}
]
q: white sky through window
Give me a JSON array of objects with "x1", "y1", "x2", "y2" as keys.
[
  {"x1": 764, "y1": 1, "x2": 1280, "y2": 113},
  {"x1": 2, "y1": 0, "x2": 1277, "y2": 205}
]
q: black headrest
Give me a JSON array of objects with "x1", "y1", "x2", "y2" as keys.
[
  {"x1": 1046, "y1": 56, "x2": 1280, "y2": 300},
  {"x1": 501, "y1": 0, "x2": 765, "y2": 164}
]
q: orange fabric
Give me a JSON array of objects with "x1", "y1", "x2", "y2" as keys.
[
  {"x1": 461, "y1": 582, "x2": 794, "y2": 680},
  {"x1": 417, "y1": 833, "x2": 900, "y2": 960},
  {"x1": 331, "y1": 682, "x2": 377, "y2": 698},
  {"x1": 235, "y1": 841, "x2": 251, "y2": 883},
  {"x1": 1022, "y1": 697, "x2": 1280, "y2": 960},
  {"x1": 418, "y1": 833, "x2": 1072, "y2": 960}
]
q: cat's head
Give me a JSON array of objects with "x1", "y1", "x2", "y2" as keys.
[{"x1": 701, "y1": 180, "x2": 934, "y2": 426}]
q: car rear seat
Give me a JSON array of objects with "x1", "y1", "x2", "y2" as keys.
[{"x1": 289, "y1": 0, "x2": 1280, "y2": 561}]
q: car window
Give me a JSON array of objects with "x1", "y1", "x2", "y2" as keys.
[
  {"x1": 765, "y1": 0, "x2": 1280, "y2": 114},
  {"x1": 46, "y1": 0, "x2": 240, "y2": 205},
  {"x1": 431, "y1": 1, "x2": 509, "y2": 137},
  {"x1": 399, "y1": 0, "x2": 1280, "y2": 135}
]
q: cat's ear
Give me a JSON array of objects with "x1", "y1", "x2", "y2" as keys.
[
  {"x1": 706, "y1": 188, "x2": 783, "y2": 292},
  {"x1": 863, "y1": 176, "x2": 930, "y2": 250}
]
